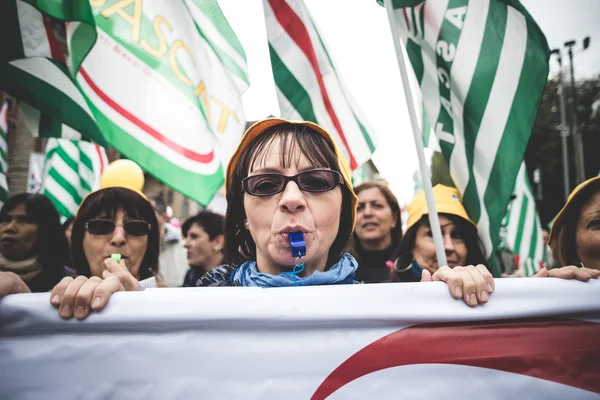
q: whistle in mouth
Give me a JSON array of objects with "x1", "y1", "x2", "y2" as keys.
[
  {"x1": 289, "y1": 232, "x2": 306, "y2": 258},
  {"x1": 111, "y1": 253, "x2": 122, "y2": 263}
]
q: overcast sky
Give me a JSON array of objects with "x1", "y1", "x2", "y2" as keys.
[{"x1": 219, "y1": 0, "x2": 600, "y2": 205}]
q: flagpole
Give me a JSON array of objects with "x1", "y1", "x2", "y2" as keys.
[{"x1": 383, "y1": 0, "x2": 448, "y2": 268}]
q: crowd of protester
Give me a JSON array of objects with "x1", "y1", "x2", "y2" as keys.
[{"x1": 0, "y1": 118, "x2": 599, "y2": 318}]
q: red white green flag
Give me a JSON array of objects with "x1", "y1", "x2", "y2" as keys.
[
  {"x1": 0, "y1": 0, "x2": 249, "y2": 205},
  {"x1": 264, "y1": 0, "x2": 378, "y2": 170}
]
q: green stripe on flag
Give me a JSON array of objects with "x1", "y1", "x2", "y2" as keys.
[
  {"x1": 48, "y1": 167, "x2": 83, "y2": 204},
  {"x1": 269, "y1": 44, "x2": 318, "y2": 122}
]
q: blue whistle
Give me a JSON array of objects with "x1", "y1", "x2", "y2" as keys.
[{"x1": 289, "y1": 232, "x2": 306, "y2": 258}]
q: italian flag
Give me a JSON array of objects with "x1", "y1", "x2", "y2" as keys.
[
  {"x1": 264, "y1": 0, "x2": 378, "y2": 170},
  {"x1": 1, "y1": 0, "x2": 250, "y2": 206}
]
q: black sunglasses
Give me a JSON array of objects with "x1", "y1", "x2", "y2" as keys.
[
  {"x1": 242, "y1": 169, "x2": 342, "y2": 197},
  {"x1": 85, "y1": 219, "x2": 151, "y2": 237}
]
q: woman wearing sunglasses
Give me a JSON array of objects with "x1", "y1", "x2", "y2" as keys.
[
  {"x1": 47, "y1": 160, "x2": 165, "y2": 319},
  {"x1": 49, "y1": 118, "x2": 498, "y2": 320}
]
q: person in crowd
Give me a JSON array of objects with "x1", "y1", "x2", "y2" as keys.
[
  {"x1": 0, "y1": 193, "x2": 70, "y2": 293},
  {"x1": 391, "y1": 184, "x2": 600, "y2": 282},
  {"x1": 390, "y1": 185, "x2": 487, "y2": 282},
  {"x1": 148, "y1": 195, "x2": 188, "y2": 287},
  {"x1": 353, "y1": 180, "x2": 402, "y2": 283},
  {"x1": 45, "y1": 159, "x2": 165, "y2": 319},
  {"x1": 542, "y1": 227, "x2": 558, "y2": 269},
  {"x1": 49, "y1": 118, "x2": 497, "y2": 319},
  {"x1": 62, "y1": 217, "x2": 75, "y2": 247},
  {"x1": 496, "y1": 194, "x2": 518, "y2": 276},
  {"x1": 61, "y1": 217, "x2": 78, "y2": 276},
  {"x1": 549, "y1": 176, "x2": 600, "y2": 273},
  {"x1": 181, "y1": 210, "x2": 226, "y2": 287}
]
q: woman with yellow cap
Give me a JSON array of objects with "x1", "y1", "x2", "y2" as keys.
[
  {"x1": 46, "y1": 160, "x2": 168, "y2": 320},
  {"x1": 390, "y1": 185, "x2": 487, "y2": 286},
  {"x1": 46, "y1": 119, "x2": 496, "y2": 319},
  {"x1": 391, "y1": 184, "x2": 600, "y2": 288},
  {"x1": 548, "y1": 176, "x2": 600, "y2": 275}
]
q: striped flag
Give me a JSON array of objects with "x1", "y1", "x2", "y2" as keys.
[
  {"x1": 388, "y1": 0, "x2": 550, "y2": 274},
  {"x1": 502, "y1": 163, "x2": 545, "y2": 276},
  {"x1": 1, "y1": 0, "x2": 250, "y2": 205},
  {"x1": 264, "y1": 0, "x2": 377, "y2": 170},
  {"x1": 0, "y1": 100, "x2": 9, "y2": 206},
  {"x1": 0, "y1": 1, "x2": 105, "y2": 145},
  {"x1": 42, "y1": 138, "x2": 107, "y2": 220}
]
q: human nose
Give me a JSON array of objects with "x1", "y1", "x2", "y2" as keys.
[
  {"x1": 183, "y1": 237, "x2": 191, "y2": 249},
  {"x1": 443, "y1": 233, "x2": 455, "y2": 253},
  {"x1": 5, "y1": 219, "x2": 18, "y2": 232},
  {"x1": 109, "y1": 225, "x2": 127, "y2": 247},
  {"x1": 279, "y1": 181, "x2": 306, "y2": 213}
]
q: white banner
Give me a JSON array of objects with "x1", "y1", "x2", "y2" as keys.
[{"x1": 1, "y1": 280, "x2": 599, "y2": 399}]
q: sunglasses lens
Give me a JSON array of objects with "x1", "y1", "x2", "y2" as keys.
[
  {"x1": 124, "y1": 221, "x2": 150, "y2": 236},
  {"x1": 298, "y1": 170, "x2": 339, "y2": 192},
  {"x1": 87, "y1": 220, "x2": 115, "y2": 235},
  {"x1": 245, "y1": 175, "x2": 285, "y2": 196}
]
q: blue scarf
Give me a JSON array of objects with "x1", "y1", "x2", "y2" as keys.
[{"x1": 230, "y1": 253, "x2": 357, "y2": 288}]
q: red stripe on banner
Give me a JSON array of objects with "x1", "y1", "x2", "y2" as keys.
[
  {"x1": 78, "y1": 68, "x2": 214, "y2": 164},
  {"x1": 311, "y1": 318, "x2": 600, "y2": 399},
  {"x1": 268, "y1": 0, "x2": 358, "y2": 170},
  {"x1": 95, "y1": 145, "x2": 106, "y2": 175},
  {"x1": 402, "y1": 8, "x2": 410, "y2": 32},
  {"x1": 42, "y1": 16, "x2": 66, "y2": 64}
]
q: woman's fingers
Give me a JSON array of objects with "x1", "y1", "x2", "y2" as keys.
[
  {"x1": 532, "y1": 267, "x2": 549, "y2": 278},
  {"x1": 72, "y1": 277, "x2": 103, "y2": 320},
  {"x1": 476, "y1": 264, "x2": 495, "y2": 293},
  {"x1": 50, "y1": 276, "x2": 74, "y2": 307},
  {"x1": 104, "y1": 258, "x2": 125, "y2": 275},
  {"x1": 420, "y1": 269, "x2": 432, "y2": 282},
  {"x1": 0, "y1": 272, "x2": 31, "y2": 298},
  {"x1": 464, "y1": 266, "x2": 490, "y2": 305},
  {"x1": 91, "y1": 276, "x2": 124, "y2": 312},
  {"x1": 581, "y1": 267, "x2": 600, "y2": 279},
  {"x1": 551, "y1": 266, "x2": 591, "y2": 281},
  {"x1": 57, "y1": 276, "x2": 89, "y2": 319},
  {"x1": 431, "y1": 266, "x2": 464, "y2": 300},
  {"x1": 534, "y1": 266, "x2": 600, "y2": 281}
]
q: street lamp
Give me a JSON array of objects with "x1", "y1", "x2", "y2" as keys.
[
  {"x1": 564, "y1": 36, "x2": 591, "y2": 185},
  {"x1": 550, "y1": 48, "x2": 571, "y2": 201}
]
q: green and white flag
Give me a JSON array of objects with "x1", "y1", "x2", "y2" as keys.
[
  {"x1": 0, "y1": 1, "x2": 105, "y2": 145},
  {"x1": 1, "y1": 0, "x2": 249, "y2": 205},
  {"x1": 42, "y1": 138, "x2": 108, "y2": 219},
  {"x1": 502, "y1": 163, "x2": 545, "y2": 276},
  {"x1": 264, "y1": 0, "x2": 377, "y2": 170},
  {"x1": 387, "y1": 0, "x2": 550, "y2": 274},
  {"x1": 0, "y1": 100, "x2": 9, "y2": 206}
]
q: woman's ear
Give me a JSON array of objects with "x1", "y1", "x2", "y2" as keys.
[{"x1": 213, "y1": 234, "x2": 225, "y2": 253}]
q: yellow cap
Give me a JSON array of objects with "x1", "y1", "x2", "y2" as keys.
[
  {"x1": 405, "y1": 184, "x2": 475, "y2": 233},
  {"x1": 99, "y1": 159, "x2": 147, "y2": 199},
  {"x1": 225, "y1": 118, "x2": 358, "y2": 228},
  {"x1": 549, "y1": 175, "x2": 600, "y2": 244}
]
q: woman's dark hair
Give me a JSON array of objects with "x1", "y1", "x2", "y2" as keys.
[
  {"x1": 551, "y1": 180, "x2": 600, "y2": 266},
  {"x1": 0, "y1": 193, "x2": 70, "y2": 272},
  {"x1": 70, "y1": 188, "x2": 160, "y2": 280},
  {"x1": 182, "y1": 210, "x2": 225, "y2": 239},
  {"x1": 390, "y1": 213, "x2": 487, "y2": 281},
  {"x1": 225, "y1": 123, "x2": 354, "y2": 268},
  {"x1": 353, "y1": 181, "x2": 403, "y2": 254}
]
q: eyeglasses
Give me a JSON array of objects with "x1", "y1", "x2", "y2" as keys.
[
  {"x1": 242, "y1": 169, "x2": 342, "y2": 197},
  {"x1": 85, "y1": 219, "x2": 151, "y2": 237}
]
